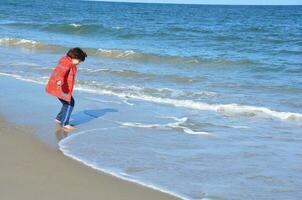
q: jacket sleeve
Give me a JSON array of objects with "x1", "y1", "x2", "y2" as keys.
[{"x1": 53, "y1": 62, "x2": 71, "y2": 83}]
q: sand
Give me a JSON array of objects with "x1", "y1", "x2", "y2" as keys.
[{"x1": 0, "y1": 115, "x2": 181, "y2": 200}]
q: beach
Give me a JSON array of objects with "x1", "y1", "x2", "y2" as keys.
[
  {"x1": 1, "y1": 1, "x2": 302, "y2": 199},
  {"x1": 0, "y1": 114, "x2": 180, "y2": 200}
]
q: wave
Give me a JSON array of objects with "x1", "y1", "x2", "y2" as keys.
[
  {"x1": 116, "y1": 117, "x2": 213, "y2": 136},
  {"x1": 0, "y1": 21, "x2": 42, "y2": 29},
  {"x1": 1, "y1": 21, "x2": 115, "y2": 35},
  {"x1": 244, "y1": 26, "x2": 266, "y2": 33},
  {"x1": 78, "y1": 67, "x2": 206, "y2": 84},
  {"x1": 41, "y1": 23, "x2": 107, "y2": 35},
  {"x1": 58, "y1": 127, "x2": 189, "y2": 200},
  {"x1": 74, "y1": 83, "x2": 302, "y2": 123},
  {"x1": 249, "y1": 66, "x2": 285, "y2": 73},
  {"x1": 0, "y1": 20, "x2": 210, "y2": 39},
  {"x1": 69, "y1": 23, "x2": 81, "y2": 27},
  {"x1": 0, "y1": 37, "x2": 65, "y2": 52},
  {"x1": 214, "y1": 34, "x2": 242, "y2": 41},
  {"x1": 279, "y1": 49, "x2": 302, "y2": 55},
  {"x1": 76, "y1": 80, "x2": 216, "y2": 99},
  {"x1": 0, "y1": 37, "x2": 256, "y2": 67},
  {"x1": 0, "y1": 37, "x2": 37, "y2": 46},
  {"x1": 0, "y1": 72, "x2": 48, "y2": 84},
  {"x1": 1, "y1": 71, "x2": 301, "y2": 123},
  {"x1": 90, "y1": 48, "x2": 255, "y2": 66},
  {"x1": 167, "y1": 26, "x2": 211, "y2": 34},
  {"x1": 9, "y1": 61, "x2": 42, "y2": 67},
  {"x1": 1, "y1": 21, "x2": 138, "y2": 39}
]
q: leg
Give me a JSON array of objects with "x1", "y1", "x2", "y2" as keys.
[
  {"x1": 56, "y1": 98, "x2": 68, "y2": 123},
  {"x1": 61, "y1": 96, "x2": 75, "y2": 126},
  {"x1": 56, "y1": 102, "x2": 65, "y2": 122}
]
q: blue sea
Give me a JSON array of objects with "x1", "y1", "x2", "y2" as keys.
[{"x1": 0, "y1": 1, "x2": 302, "y2": 199}]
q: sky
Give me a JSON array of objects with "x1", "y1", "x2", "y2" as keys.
[{"x1": 86, "y1": 0, "x2": 302, "y2": 5}]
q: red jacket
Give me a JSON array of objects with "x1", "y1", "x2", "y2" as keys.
[{"x1": 45, "y1": 55, "x2": 77, "y2": 102}]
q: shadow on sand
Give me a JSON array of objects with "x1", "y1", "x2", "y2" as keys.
[{"x1": 54, "y1": 108, "x2": 118, "y2": 143}]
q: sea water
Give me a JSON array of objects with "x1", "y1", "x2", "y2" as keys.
[{"x1": 0, "y1": 1, "x2": 301, "y2": 199}]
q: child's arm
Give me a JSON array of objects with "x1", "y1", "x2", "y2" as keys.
[{"x1": 53, "y1": 63, "x2": 71, "y2": 86}]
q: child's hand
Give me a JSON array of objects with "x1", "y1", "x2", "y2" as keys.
[{"x1": 57, "y1": 80, "x2": 62, "y2": 86}]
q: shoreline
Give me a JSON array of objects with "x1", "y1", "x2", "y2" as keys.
[
  {"x1": 59, "y1": 135, "x2": 188, "y2": 200},
  {"x1": 0, "y1": 114, "x2": 182, "y2": 200},
  {"x1": 0, "y1": 73, "x2": 183, "y2": 199}
]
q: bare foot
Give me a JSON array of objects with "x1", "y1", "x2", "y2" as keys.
[{"x1": 63, "y1": 125, "x2": 77, "y2": 132}]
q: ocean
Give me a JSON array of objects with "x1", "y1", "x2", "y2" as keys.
[{"x1": 0, "y1": 1, "x2": 302, "y2": 199}]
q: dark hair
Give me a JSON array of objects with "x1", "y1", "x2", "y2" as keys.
[{"x1": 67, "y1": 47, "x2": 87, "y2": 62}]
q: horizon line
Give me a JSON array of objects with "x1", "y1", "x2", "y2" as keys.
[{"x1": 83, "y1": 0, "x2": 302, "y2": 6}]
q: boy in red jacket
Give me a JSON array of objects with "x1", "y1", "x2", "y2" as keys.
[{"x1": 45, "y1": 48, "x2": 87, "y2": 131}]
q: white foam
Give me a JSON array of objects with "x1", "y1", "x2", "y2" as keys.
[
  {"x1": 97, "y1": 48, "x2": 136, "y2": 58},
  {"x1": 76, "y1": 80, "x2": 182, "y2": 98},
  {"x1": 181, "y1": 127, "x2": 211, "y2": 135},
  {"x1": 0, "y1": 72, "x2": 46, "y2": 85},
  {"x1": 0, "y1": 37, "x2": 38, "y2": 45},
  {"x1": 117, "y1": 117, "x2": 213, "y2": 136},
  {"x1": 75, "y1": 84, "x2": 302, "y2": 123},
  {"x1": 112, "y1": 26, "x2": 122, "y2": 30},
  {"x1": 17, "y1": 39, "x2": 37, "y2": 44},
  {"x1": 1, "y1": 71, "x2": 302, "y2": 123},
  {"x1": 9, "y1": 62, "x2": 41, "y2": 67},
  {"x1": 69, "y1": 23, "x2": 81, "y2": 27},
  {"x1": 193, "y1": 90, "x2": 217, "y2": 97},
  {"x1": 58, "y1": 127, "x2": 189, "y2": 200},
  {"x1": 97, "y1": 48, "x2": 112, "y2": 53},
  {"x1": 230, "y1": 125, "x2": 250, "y2": 129},
  {"x1": 121, "y1": 122, "x2": 161, "y2": 128},
  {"x1": 78, "y1": 67, "x2": 113, "y2": 73},
  {"x1": 122, "y1": 98, "x2": 135, "y2": 106},
  {"x1": 118, "y1": 172, "x2": 134, "y2": 178},
  {"x1": 82, "y1": 97, "x2": 123, "y2": 104},
  {"x1": 117, "y1": 50, "x2": 135, "y2": 58}
]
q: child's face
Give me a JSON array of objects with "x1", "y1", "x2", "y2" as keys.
[{"x1": 72, "y1": 58, "x2": 81, "y2": 65}]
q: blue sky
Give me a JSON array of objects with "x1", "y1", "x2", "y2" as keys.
[{"x1": 87, "y1": 0, "x2": 302, "y2": 5}]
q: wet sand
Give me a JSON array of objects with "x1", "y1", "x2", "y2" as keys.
[{"x1": 0, "y1": 115, "x2": 181, "y2": 200}]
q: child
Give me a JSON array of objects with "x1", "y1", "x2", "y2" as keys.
[{"x1": 45, "y1": 47, "x2": 87, "y2": 131}]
